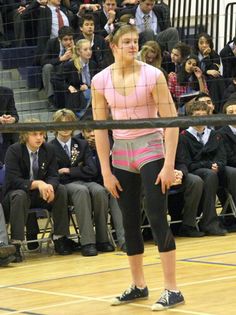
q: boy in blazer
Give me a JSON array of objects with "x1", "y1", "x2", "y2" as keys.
[
  {"x1": 217, "y1": 99, "x2": 236, "y2": 229},
  {"x1": 179, "y1": 101, "x2": 227, "y2": 236},
  {"x1": 50, "y1": 109, "x2": 114, "y2": 256},
  {"x1": 2, "y1": 118, "x2": 76, "y2": 262}
]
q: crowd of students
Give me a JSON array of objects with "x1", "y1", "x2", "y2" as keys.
[{"x1": 0, "y1": 0, "x2": 236, "y2": 278}]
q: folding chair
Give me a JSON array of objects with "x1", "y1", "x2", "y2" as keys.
[
  {"x1": 221, "y1": 190, "x2": 236, "y2": 218},
  {"x1": 68, "y1": 206, "x2": 80, "y2": 240},
  {"x1": 22, "y1": 208, "x2": 54, "y2": 253}
]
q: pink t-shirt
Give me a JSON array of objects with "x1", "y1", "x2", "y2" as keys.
[{"x1": 92, "y1": 61, "x2": 163, "y2": 139}]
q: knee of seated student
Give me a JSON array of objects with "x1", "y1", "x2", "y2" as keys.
[
  {"x1": 184, "y1": 173, "x2": 204, "y2": 192},
  {"x1": 42, "y1": 63, "x2": 54, "y2": 73},
  {"x1": 9, "y1": 189, "x2": 29, "y2": 202}
]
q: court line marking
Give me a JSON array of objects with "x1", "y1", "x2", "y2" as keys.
[
  {"x1": 0, "y1": 307, "x2": 44, "y2": 315},
  {"x1": 1, "y1": 249, "x2": 236, "y2": 289},
  {"x1": 182, "y1": 259, "x2": 236, "y2": 267},
  {"x1": 180, "y1": 250, "x2": 236, "y2": 260},
  {"x1": 0, "y1": 288, "x2": 215, "y2": 315},
  {"x1": 2, "y1": 274, "x2": 236, "y2": 315}
]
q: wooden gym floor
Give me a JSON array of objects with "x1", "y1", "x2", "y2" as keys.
[{"x1": 0, "y1": 233, "x2": 236, "y2": 315}]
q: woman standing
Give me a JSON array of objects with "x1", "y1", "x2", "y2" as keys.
[{"x1": 91, "y1": 23, "x2": 184, "y2": 311}]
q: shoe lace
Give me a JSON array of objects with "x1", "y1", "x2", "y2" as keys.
[
  {"x1": 121, "y1": 285, "x2": 135, "y2": 298},
  {"x1": 158, "y1": 290, "x2": 171, "y2": 304}
]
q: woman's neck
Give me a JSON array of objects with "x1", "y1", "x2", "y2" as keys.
[
  {"x1": 113, "y1": 59, "x2": 138, "y2": 75},
  {"x1": 80, "y1": 57, "x2": 89, "y2": 64}
]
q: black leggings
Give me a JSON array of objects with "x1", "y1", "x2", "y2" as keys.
[{"x1": 114, "y1": 159, "x2": 176, "y2": 256}]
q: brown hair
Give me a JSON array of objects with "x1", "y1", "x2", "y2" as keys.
[
  {"x1": 223, "y1": 99, "x2": 236, "y2": 113},
  {"x1": 53, "y1": 109, "x2": 78, "y2": 136},
  {"x1": 19, "y1": 118, "x2": 46, "y2": 144},
  {"x1": 186, "y1": 100, "x2": 209, "y2": 116},
  {"x1": 109, "y1": 23, "x2": 138, "y2": 45}
]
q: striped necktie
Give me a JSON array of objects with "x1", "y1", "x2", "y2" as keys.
[
  {"x1": 197, "y1": 132, "x2": 204, "y2": 145},
  {"x1": 143, "y1": 14, "x2": 151, "y2": 30},
  {"x1": 64, "y1": 144, "x2": 70, "y2": 157},
  {"x1": 31, "y1": 152, "x2": 38, "y2": 179}
]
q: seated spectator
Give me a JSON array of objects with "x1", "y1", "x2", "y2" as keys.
[
  {"x1": 0, "y1": 86, "x2": 19, "y2": 164},
  {"x1": 138, "y1": 40, "x2": 168, "y2": 80},
  {"x1": 75, "y1": 14, "x2": 107, "y2": 67},
  {"x1": 194, "y1": 33, "x2": 225, "y2": 113},
  {"x1": 73, "y1": 1, "x2": 102, "y2": 16},
  {"x1": 168, "y1": 143, "x2": 205, "y2": 237},
  {"x1": 2, "y1": 118, "x2": 76, "y2": 262},
  {"x1": 170, "y1": 41, "x2": 192, "y2": 73},
  {"x1": 22, "y1": 0, "x2": 75, "y2": 65},
  {"x1": 179, "y1": 101, "x2": 227, "y2": 236},
  {"x1": 168, "y1": 54, "x2": 208, "y2": 114},
  {"x1": 8, "y1": 1, "x2": 38, "y2": 47},
  {"x1": 222, "y1": 76, "x2": 236, "y2": 103},
  {"x1": 53, "y1": 39, "x2": 97, "y2": 117},
  {"x1": 50, "y1": 109, "x2": 115, "y2": 256},
  {"x1": 0, "y1": 203, "x2": 16, "y2": 266},
  {"x1": 41, "y1": 26, "x2": 74, "y2": 110},
  {"x1": 82, "y1": 128, "x2": 126, "y2": 251},
  {"x1": 195, "y1": 92, "x2": 215, "y2": 115},
  {"x1": 93, "y1": 0, "x2": 120, "y2": 38},
  {"x1": 138, "y1": 40, "x2": 161, "y2": 67},
  {"x1": 217, "y1": 99, "x2": 236, "y2": 230},
  {"x1": 118, "y1": 0, "x2": 179, "y2": 51},
  {"x1": 220, "y1": 36, "x2": 236, "y2": 83}
]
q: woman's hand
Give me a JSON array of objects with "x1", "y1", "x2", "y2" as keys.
[
  {"x1": 202, "y1": 47, "x2": 211, "y2": 56},
  {"x1": 103, "y1": 174, "x2": 123, "y2": 198},
  {"x1": 193, "y1": 66, "x2": 203, "y2": 79},
  {"x1": 155, "y1": 165, "x2": 175, "y2": 194}
]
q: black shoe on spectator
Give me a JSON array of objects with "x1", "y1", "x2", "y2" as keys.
[
  {"x1": 48, "y1": 96, "x2": 57, "y2": 111},
  {"x1": 53, "y1": 237, "x2": 73, "y2": 255},
  {"x1": 0, "y1": 255, "x2": 16, "y2": 267},
  {"x1": 81, "y1": 244, "x2": 97, "y2": 256},
  {"x1": 204, "y1": 226, "x2": 227, "y2": 236},
  {"x1": 65, "y1": 238, "x2": 81, "y2": 252},
  {"x1": 178, "y1": 225, "x2": 205, "y2": 237},
  {"x1": 96, "y1": 242, "x2": 115, "y2": 252},
  {"x1": 0, "y1": 242, "x2": 16, "y2": 258},
  {"x1": 12, "y1": 244, "x2": 23, "y2": 263},
  {"x1": 120, "y1": 243, "x2": 127, "y2": 253},
  {"x1": 26, "y1": 233, "x2": 39, "y2": 251}
]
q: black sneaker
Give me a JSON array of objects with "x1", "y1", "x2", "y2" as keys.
[
  {"x1": 12, "y1": 244, "x2": 23, "y2": 263},
  {"x1": 64, "y1": 238, "x2": 81, "y2": 252},
  {"x1": 151, "y1": 289, "x2": 184, "y2": 311},
  {"x1": 0, "y1": 242, "x2": 16, "y2": 258},
  {"x1": 111, "y1": 285, "x2": 149, "y2": 305},
  {"x1": 96, "y1": 242, "x2": 115, "y2": 252},
  {"x1": 178, "y1": 225, "x2": 205, "y2": 237},
  {"x1": 0, "y1": 255, "x2": 16, "y2": 266},
  {"x1": 53, "y1": 237, "x2": 73, "y2": 255}
]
